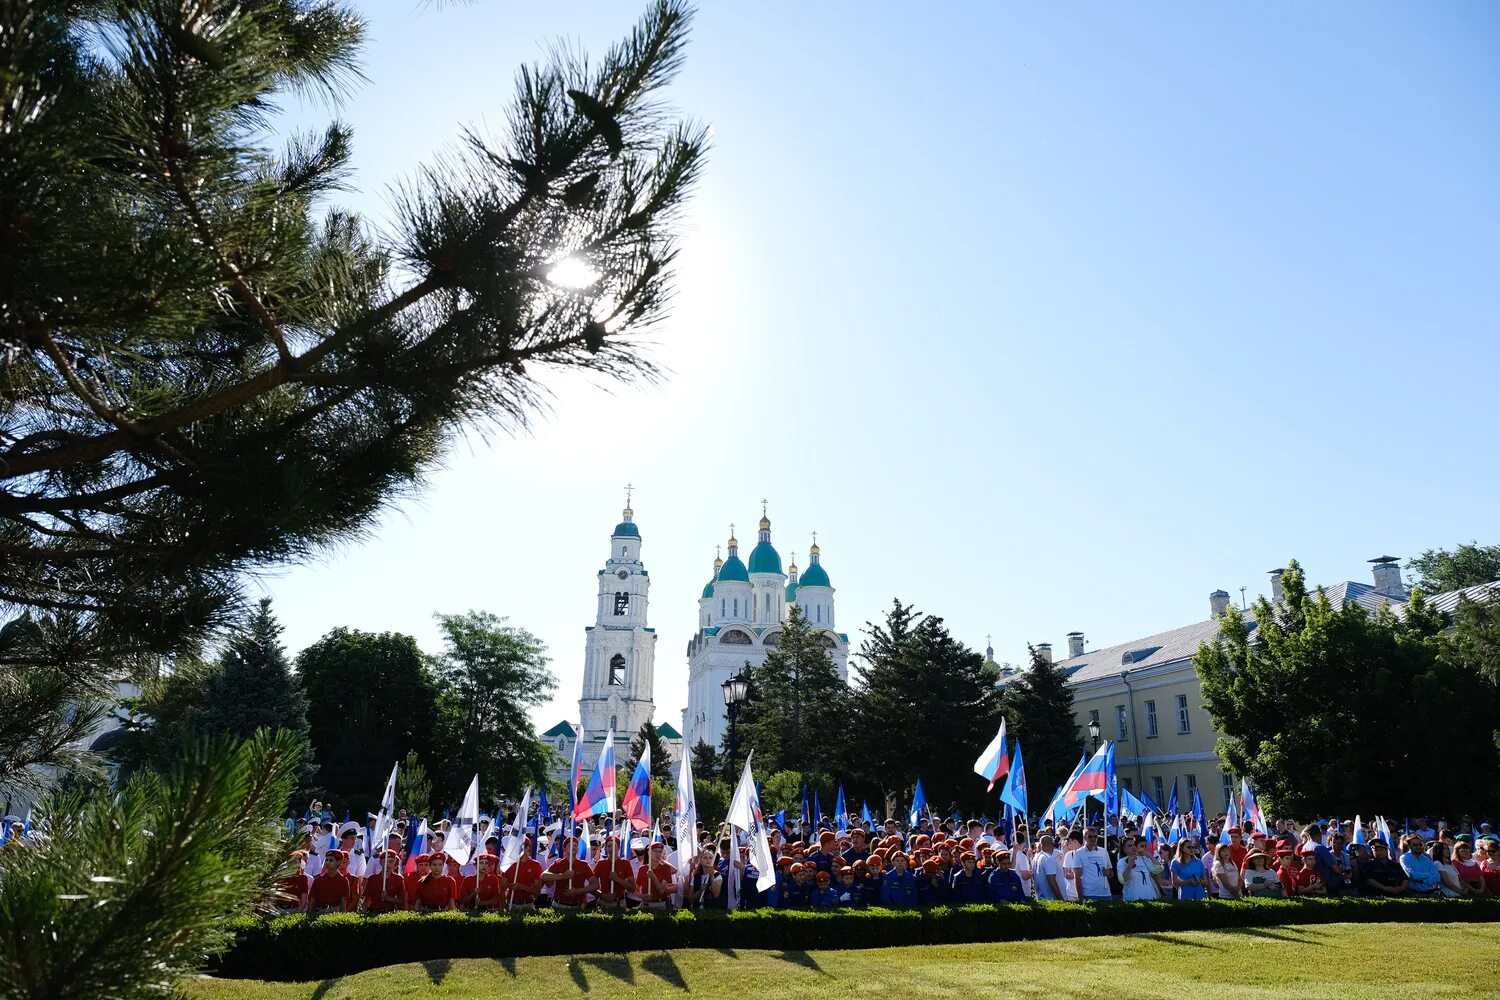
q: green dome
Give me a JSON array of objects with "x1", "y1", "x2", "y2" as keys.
[
  {"x1": 716, "y1": 555, "x2": 749, "y2": 583},
  {"x1": 747, "y1": 540, "x2": 782, "y2": 574},
  {"x1": 799, "y1": 562, "x2": 830, "y2": 588},
  {"x1": 701, "y1": 579, "x2": 716, "y2": 599},
  {"x1": 612, "y1": 521, "x2": 640, "y2": 537},
  {"x1": 785, "y1": 581, "x2": 798, "y2": 602}
]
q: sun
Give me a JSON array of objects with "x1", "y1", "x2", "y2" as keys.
[{"x1": 546, "y1": 256, "x2": 600, "y2": 290}]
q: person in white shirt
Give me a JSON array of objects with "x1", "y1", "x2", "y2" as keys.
[
  {"x1": 1117, "y1": 836, "x2": 1158, "y2": 901},
  {"x1": 1068, "y1": 828, "x2": 1114, "y2": 900},
  {"x1": 1210, "y1": 843, "x2": 1243, "y2": 899},
  {"x1": 1033, "y1": 835, "x2": 1064, "y2": 900},
  {"x1": 1010, "y1": 829, "x2": 1034, "y2": 896}
]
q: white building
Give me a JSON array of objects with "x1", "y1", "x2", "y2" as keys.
[
  {"x1": 541, "y1": 502, "x2": 681, "y2": 786},
  {"x1": 681, "y1": 511, "x2": 849, "y2": 753}
]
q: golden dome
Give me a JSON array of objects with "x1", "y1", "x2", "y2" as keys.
[{"x1": 759, "y1": 514, "x2": 771, "y2": 531}]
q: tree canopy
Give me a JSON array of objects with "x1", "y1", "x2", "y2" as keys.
[
  {"x1": 627, "y1": 721, "x2": 675, "y2": 785},
  {"x1": 733, "y1": 605, "x2": 852, "y2": 778},
  {"x1": 995, "y1": 643, "x2": 1083, "y2": 803},
  {"x1": 1408, "y1": 542, "x2": 1500, "y2": 593},
  {"x1": 1194, "y1": 561, "x2": 1500, "y2": 817}
]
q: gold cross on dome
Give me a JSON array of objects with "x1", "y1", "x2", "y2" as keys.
[{"x1": 624, "y1": 482, "x2": 634, "y2": 506}]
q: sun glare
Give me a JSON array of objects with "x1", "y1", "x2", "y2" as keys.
[{"x1": 546, "y1": 256, "x2": 600, "y2": 290}]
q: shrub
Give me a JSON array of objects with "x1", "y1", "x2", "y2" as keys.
[{"x1": 214, "y1": 897, "x2": 1500, "y2": 982}]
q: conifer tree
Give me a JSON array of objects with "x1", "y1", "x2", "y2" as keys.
[
  {"x1": 997, "y1": 643, "x2": 1084, "y2": 801},
  {"x1": 688, "y1": 739, "x2": 720, "y2": 780},
  {"x1": 0, "y1": 0, "x2": 706, "y2": 793},
  {"x1": 734, "y1": 605, "x2": 851, "y2": 777},
  {"x1": 628, "y1": 721, "x2": 674, "y2": 784}
]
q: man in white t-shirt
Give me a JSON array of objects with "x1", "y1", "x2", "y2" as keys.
[
  {"x1": 1033, "y1": 834, "x2": 1064, "y2": 900},
  {"x1": 1058, "y1": 831, "x2": 1083, "y2": 901},
  {"x1": 1068, "y1": 828, "x2": 1114, "y2": 900},
  {"x1": 1011, "y1": 831, "x2": 1034, "y2": 895}
]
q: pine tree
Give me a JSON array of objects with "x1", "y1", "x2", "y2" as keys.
[
  {"x1": 628, "y1": 722, "x2": 674, "y2": 784},
  {"x1": 0, "y1": 0, "x2": 706, "y2": 793},
  {"x1": 997, "y1": 643, "x2": 1084, "y2": 801},
  {"x1": 734, "y1": 605, "x2": 851, "y2": 777},
  {"x1": 190, "y1": 600, "x2": 313, "y2": 780},
  {"x1": 395, "y1": 749, "x2": 433, "y2": 818},
  {"x1": 850, "y1": 601, "x2": 1002, "y2": 813},
  {"x1": 688, "y1": 739, "x2": 720, "y2": 779}
]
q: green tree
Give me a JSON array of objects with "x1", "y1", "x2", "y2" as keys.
[
  {"x1": 395, "y1": 749, "x2": 433, "y2": 818},
  {"x1": 693, "y1": 778, "x2": 731, "y2": 828},
  {"x1": 688, "y1": 739, "x2": 720, "y2": 779},
  {"x1": 1446, "y1": 595, "x2": 1500, "y2": 691},
  {"x1": 1194, "y1": 561, "x2": 1500, "y2": 817},
  {"x1": 851, "y1": 601, "x2": 1002, "y2": 813},
  {"x1": 0, "y1": 615, "x2": 111, "y2": 794},
  {"x1": 296, "y1": 628, "x2": 440, "y2": 809},
  {"x1": 627, "y1": 722, "x2": 674, "y2": 785},
  {"x1": 734, "y1": 605, "x2": 851, "y2": 777},
  {"x1": 429, "y1": 610, "x2": 556, "y2": 800},
  {"x1": 0, "y1": 0, "x2": 705, "y2": 795},
  {"x1": 0, "y1": 730, "x2": 304, "y2": 998},
  {"x1": 1408, "y1": 543, "x2": 1500, "y2": 593},
  {"x1": 996, "y1": 643, "x2": 1084, "y2": 803}
]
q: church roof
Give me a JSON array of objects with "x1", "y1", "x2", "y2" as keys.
[
  {"x1": 702, "y1": 579, "x2": 716, "y2": 599},
  {"x1": 716, "y1": 554, "x2": 750, "y2": 583},
  {"x1": 748, "y1": 540, "x2": 782, "y2": 574},
  {"x1": 612, "y1": 520, "x2": 640, "y2": 538},
  {"x1": 785, "y1": 580, "x2": 798, "y2": 602},
  {"x1": 541, "y1": 719, "x2": 575, "y2": 738},
  {"x1": 655, "y1": 722, "x2": 681, "y2": 739},
  {"x1": 799, "y1": 562, "x2": 830, "y2": 588}
]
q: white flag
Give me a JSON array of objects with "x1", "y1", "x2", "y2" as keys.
[
  {"x1": 725, "y1": 753, "x2": 776, "y2": 892},
  {"x1": 500, "y1": 788, "x2": 531, "y2": 872},
  {"x1": 673, "y1": 739, "x2": 698, "y2": 896},
  {"x1": 371, "y1": 761, "x2": 400, "y2": 862},
  {"x1": 446, "y1": 774, "x2": 481, "y2": 866}
]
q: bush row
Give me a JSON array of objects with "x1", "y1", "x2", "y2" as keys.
[{"x1": 211, "y1": 896, "x2": 1500, "y2": 981}]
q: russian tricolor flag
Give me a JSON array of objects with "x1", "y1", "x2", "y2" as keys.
[
  {"x1": 1063, "y1": 740, "x2": 1113, "y2": 807},
  {"x1": 621, "y1": 744, "x2": 653, "y2": 831},
  {"x1": 972, "y1": 718, "x2": 1010, "y2": 792},
  {"x1": 572, "y1": 727, "x2": 617, "y2": 821}
]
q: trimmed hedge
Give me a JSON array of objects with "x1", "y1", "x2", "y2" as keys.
[{"x1": 212, "y1": 897, "x2": 1500, "y2": 981}]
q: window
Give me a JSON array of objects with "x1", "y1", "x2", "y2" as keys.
[
  {"x1": 610, "y1": 714, "x2": 617, "y2": 731},
  {"x1": 608, "y1": 653, "x2": 625, "y2": 686},
  {"x1": 1115, "y1": 705, "x2": 1128, "y2": 741},
  {"x1": 733, "y1": 598, "x2": 739, "y2": 618},
  {"x1": 816, "y1": 605, "x2": 822, "y2": 623},
  {"x1": 1151, "y1": 776, "x2": 1164, "y2": 805},
  {"x1": 721, "y1": 599, "x2": 725, "y2": 617},
  {"x1": 1145, "y1": 700, "x2": 1158, "y2": 738},
  {"x1": 613, "y1": 591, "x2": 629, "y2": 616},
  {"x1": 720, "y1": 629, "x2": 752, "y2": 645},
  {"x1": 1122, "y1": 776, "x2": 1134, "y2": 792},
  {"x1": 1186, "y1": 773, "x2": 1197, "y2": 793},
  {"x1": 1175, "y1": 694, "x2": 1191, "y2": 734},
  {"x1": 1088, "y1": 709, "x2": 1100, "y2": 730},
  {"x1": 1221, "y1": 772, "x2": 1233, "y2": 806}
]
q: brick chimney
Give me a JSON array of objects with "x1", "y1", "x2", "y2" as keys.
[
  {"x1": 1369, "y1": 556, "x2": 1405, "y2": 598},
  {"x1": 1065, "y1": 632, "x2": 1085, "y2": 658},
  {"x1": 1036, "y1": 642, "x2": 1053, "y2": 665},
  {"x1": 1210, "y1": 589, "x2": 1231, "y2": 618},
  {"x1": 1268, "y1": 568, "x2": 1286, "y2": 604}
]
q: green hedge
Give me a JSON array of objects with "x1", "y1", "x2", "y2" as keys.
[{"x1": 212, "y1": 897, "x2": 1500, "y2": 982}]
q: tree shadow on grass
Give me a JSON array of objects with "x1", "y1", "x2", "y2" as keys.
[
  {"x1": 579, "y1": 955, "x2": 635, "y2": 986},
  {"x1": 567, "y1": 958, "x2": 589, "y2": 993},
  {"x1": 1228, "y1": 927, "x2": 1317, "y2": 944},
  {"x1": 422, "y1": 959, "x2": 452, "y2": 985},
  {"x1": 641, "y1": 952, "x2": 689, "y2": 990},
  {"x1": 775, "y1": 951, "x2": 827, "y2": 974},
  {"x1": 1134, "y1": 933, "x2": 1220, "y2": 950},
  {"x1": 714, "y1": 947, "x2": 738, "y2": 959},
  {"x1": 494, "y1": 956, "x2": 517, "y2": 977},
  {"x1": 307, "y1": 980, "x2": 341, "y2": 1000}
]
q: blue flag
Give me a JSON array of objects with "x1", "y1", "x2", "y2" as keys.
[
  {"x1": 908, "y1": 778, "x2": 927, "y2": 827},
  {"x1": 774, "y1": 809, "x2": 786, "y2": 833},
  {"x1": 813, "y1": 788, "x2": 824, "y2": 831},
  {"x1": 1102, "y1": 743, "x2": 1118, "y2": 818},
  {"x1": 999, "y1": 740, "x2": 1028, "y2": 815},
  {"x1": 1167, "y1": 778, "x2": 1180, "y2": 817},
  {"x1": 1139, "y1": 790, "x2": 1163, "y2": 816},
  {"x1": 861, "y1": 801, "x2": 873, "y2": 828},
  {"x1": 834, "y1": 785, "x2": 848, "y2": 831},
  {"x1": 800, "y1": 783, "x2": 810, "y2": 828},
  {"x1": 1191, "y1": 787, "x2": 1207, "y2": 848},
  {"x1": 1353, "y1": 814, "x2": 1367, "y2": 846},
  {"x1": 1119, "y1": 783, "x2": 1149, "y2": 819}
]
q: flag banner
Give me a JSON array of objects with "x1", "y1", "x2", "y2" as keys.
[
  {"x1": 1118, "y1": 782, "x2": 1149, "y2": 820},
  {"x1": 570, "y1": 724, "x2": 586, "y2": 809},
  {"x1": 446, "y1": 775, "x2": 481, "y2": 866},
  {"x1": 1353, "y1": 814, "x2": 1366, "y2": 846},
  {"x1": 726, "y1": 754, "x2": 776, "y2": 892},
  {"x1": 834, "y1": 785, "x2": 848, "y2": 833},
  {"x1": 673, "y1": 739, "x2": 698, "y2": 898},
  {"x1": 500, "y1": 788, "x2": 531, "y2": 872},
  {"x1": 800, "y1": 783, "x2": 810, "y2": 828},
  {"x1": 578, "y1": 820, "x2": 591, "y2": 862},
  {"x1": 814, "y1": 788, "x2": 824, "y2": 831},
  {"x1": 908, "y1": 778, "x2": 927, "y2": 827},
  {"x1": 370, "y1": 760, "x2": 399, "y2": 864},
  {"x1": 1192, "y1": 787, "x2": 1207, "y2": 848},
  {"x1": 1167, "y1": 778, "x2": 1180, "y2": 817},
  {"x1": 973, "y1": 718, "x2": 1010, "y2": 791},
  {"x1": 1042, "y1": 754, "x2": 1088, "y2": 826},
  {"x1": 573, "y1": 727, "x2": 617, "y2": 820},
  {"x1": 621, "y1": 744, "x2": 653, "y2": 830},
  {"x1": 1063, "y1": 741, "x2": 1113, "y2": 809},
  {"x1": 999, "y1": 740, "x2": 1028, "y2": 815},
  {"x1": 861, "y1": 801, "x2": 873, "y2": 828}
]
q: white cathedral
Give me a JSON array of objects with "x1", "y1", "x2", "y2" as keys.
[{"x1": 540, "y1": 501, "x2": 848, "y2": 783}]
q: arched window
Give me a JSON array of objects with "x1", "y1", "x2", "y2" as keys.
[
  {"x1": 816, "y1": 604, "x2": 822, "y2": 623},
  {"x1": 608, "y1": 653, "x2": 625, "y2": 686},
  {"x1": 621, "y1": 546, "x2": 626, "y2": 558},
  {"x1": 820, "y1": 633, "x2": 838, "y2": 650},
  {"x1": 611, "y1": 714, "x2": 618, "y2": 731},
  {"x1": 721, "y1": 599, "x2": 725, "y2": 617},
  {"x1": 720, "y1": 629, "x2": 752, "y2": 645},
  {"x1": 733, "y1": 598, "x2": 738, "y2": 618},
  {"x1": 763, "y1": 631, "x2": 780, "y2": 647},
  {"x1": 613, "y1": 591, "x2": 629, "y2": 616}
]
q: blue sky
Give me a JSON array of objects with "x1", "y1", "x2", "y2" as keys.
[{"x1": 261, "y1": 1, "x2": 1500, "y2": 732}]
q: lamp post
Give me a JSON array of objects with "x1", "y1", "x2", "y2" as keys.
[
  {"x1": 721, "y1": 669, "x2": 751, "y2": 782},
  {"x1": 1086, "y1": 717, "x2": 1101, "y2": 827}
]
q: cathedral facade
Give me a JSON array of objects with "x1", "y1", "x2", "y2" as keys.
[{"x1": 680, "y1": 511, "x2": 849, "y2": 753}]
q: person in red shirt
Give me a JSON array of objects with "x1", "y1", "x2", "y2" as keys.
[
  {"x1": 405, "y1": 854, "x2": 427, "y2": 905},
  {"x1": 594, "y1": 834, "x2": 636, "y2": 911},
  {"x1": 636, "y1": 841, "x2": 677, "y2": 911},
  {"x1": 541, "y1": 836, "x2": 596, "y2": 911},
  {"x1": 414, "y1": 853, "x2": 457, "y2": 911},
  {"x1": 276, "y1": 851, "x2": 310, "y2": 913},
  {"x1": 459, "y1": 852, "x2": 501, "y2": 909},
  {"x1": 364, "y1": 849, "x2": 407, "y2": 913},
  {"x1": 1276, "y1": 849, "x2": 1322, "y2": 896},
  {"x1": 1224, "y1": 827, "x2": 1248, "y2": 870},
  {"x1": 308, "y1": 849, "x2": 352, "y2": 913},
  {"x1": 498, "y1": 839, "x2": 544, "y2": 913},
  {"x1": 1478, "y1": 838, "x2": 1500, "y2": 893}
]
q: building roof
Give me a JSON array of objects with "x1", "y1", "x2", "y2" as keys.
[
  {"x1": 541, "y1": 719, "x2": 575, "y2": 738},
  {"x1": 1057, "y1": 577, "x2": 1500, "y2": 686},
  {"x1": 748, "y1": 540, "x2": 782, "y2": 575},
  {"x1": 799, "y1": 562, "x2": 830, "y2": 588},
  {"x1": 655, "y1": 722, "x2": 681, "y2": 739},
  {"x1": 612, "y1": 521, "x2": 640, "y2": 538},
  {"x1": 715, "y1": 554, "x2": 750, "y2": 584}
]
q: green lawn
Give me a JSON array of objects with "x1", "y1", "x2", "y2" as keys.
[{"x1": 184, "y1": 922, "x2": 1500, "y2": 1000}]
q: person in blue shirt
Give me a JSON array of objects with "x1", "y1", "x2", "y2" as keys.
[
  {"x1": 988, "y1": 850, "x2": 1027, "y2": 903},
  {"x1": 949, "y1": 852, "x2": 988, "y2": 904},
  {"x1": 859, "y1": 856, "x2": 885, "y2": 900},
  {"x1": 834, "y1": 867, "x2": 865, "y2": 907},
  {"x1": 1399, "y1": 836, "x2": 1441, "y2": 894},
  {"x1": 777, "y1": 862, "x2": 812, "y2": 910},
  {"x1": 810, "y1": 870, "x2": 839, "y2": 908},
  {"x1": 1170, "y1": 841, "x2": 1208, "y2": 900},
  {"x1": 881, "y1": 852, "x2": 919, "y2": 907},
  {"x1": 1301, "y1": 824, "x2": 1351, "y2": 895},
  {"x1": 842, "y1": 829, "x2": 870, "y2": 867},
  {"x1": 807, "y1": 831, "x2": 840, "y2": 875}
]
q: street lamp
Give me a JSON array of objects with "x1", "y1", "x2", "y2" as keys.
[
  {"x1": 722, "y1": 670, "x2": 751, "y2": 781},
  {"x1": 1087, "y1": 717, "x2": 1100, "y2": 751}
]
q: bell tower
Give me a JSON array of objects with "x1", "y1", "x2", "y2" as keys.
[{"x1": 578, "y1": 488, "x2": 657, "y2": 752}]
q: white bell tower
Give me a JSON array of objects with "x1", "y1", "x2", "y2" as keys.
[{"x1": 578, "y1": 488, "x2": 657, "y2": 753}]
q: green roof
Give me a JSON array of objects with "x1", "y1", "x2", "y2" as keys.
[
  {"x1": 655, "y1": 722, "x2": 681, "y2": 739},
  {"x1": 799, "y1": 562, "x2": 831, "y2": 588},
  {"x1": 540, "y1": 719, "x2": 575, "y2": 738},
  {"x1": 612, "y1": 521, "x2": 640, "y2": 537},
  {"x1": 702, "y1": 579, "x2": 716, "y2": 599},
  {"x1": 785, "y1": 581, "x2": 798, "y2": 602},
  {"x1": 747, "y1": 540, "x2": 782, "y2": 574},
  {"x1": 716, "y1": 554, "x2": 749, "y2": 583}
]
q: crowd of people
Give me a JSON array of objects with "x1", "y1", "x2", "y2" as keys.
[{"x1": 275, "y1": 804, "x2": 1500, "y2": 915}]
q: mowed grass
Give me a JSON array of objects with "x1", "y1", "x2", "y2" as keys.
[{"x1": 184, "y1": 922, "x2": 1500, "y2": 1000}]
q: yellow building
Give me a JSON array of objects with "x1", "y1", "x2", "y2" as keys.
[{"x1": 1049, "y1": 559, "x2": 1418, "y2": 815}]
